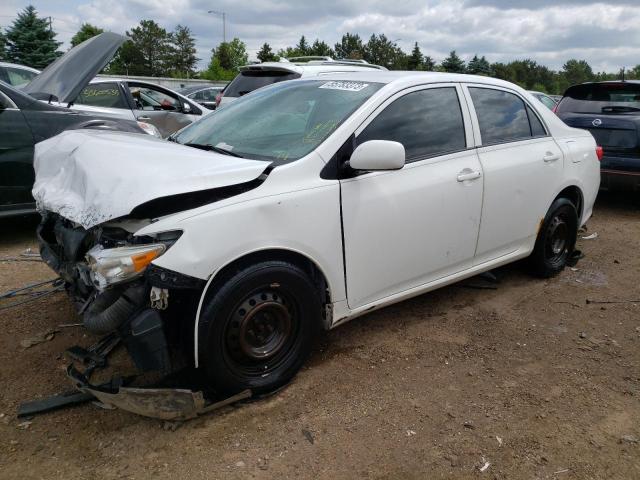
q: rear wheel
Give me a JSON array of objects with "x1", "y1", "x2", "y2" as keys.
[
  {"x1": 528, "y1": 198, "x2": 578, "y2": 278},
  {"x1": 200, "y1": 261, "x2": 322, "y2": 395}
]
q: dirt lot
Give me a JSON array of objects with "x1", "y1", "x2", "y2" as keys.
[{"x1": 0, "y1": 192, "x2": 639, "y2": 480}]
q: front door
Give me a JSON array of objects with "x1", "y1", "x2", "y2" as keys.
[{"x1": 340, "y1": 85, "x2": 484, "y2": 309}]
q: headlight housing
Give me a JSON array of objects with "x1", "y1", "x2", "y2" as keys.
[{"x1": 86, "y1": 244, "x2": 166, "y2": 289}]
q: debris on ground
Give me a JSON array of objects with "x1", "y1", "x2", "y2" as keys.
[
  {"x1": 619, "y1": 434, "x2": 638, "y2": 444},
  {"x1": 302, "y1": 428, "x2": 315, "y2": 444},
  {"x1": 586, "y1": 298, "x2": 640, "y2": 305},
  {"x1": 581, "y1": 232, "x2": 598, "y2": 240},
  {"x1": 479, "y1": 457, "x2": 491, "y2": 472},
  {"x1": 19, "y1": 329, "x2": 59, "y2": 349},
  {"x1": 496, "y1": 436, "x2": 503, "y2": 447}
]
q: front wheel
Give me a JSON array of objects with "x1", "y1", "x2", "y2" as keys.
[
  {"x1": 528, "y1": 198, "x2": 578, "y2": 278},
  {"x1": 200, "y1": 261, "x2": 322, "y2": 395}
]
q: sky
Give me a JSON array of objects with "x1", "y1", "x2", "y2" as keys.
[{"x1": 1, "y1": 0, "x2": 639, "y2": 72}]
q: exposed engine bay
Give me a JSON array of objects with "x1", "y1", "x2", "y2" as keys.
[{"x1": 28, "y1": 212, "x2": 225, "y2": 418}]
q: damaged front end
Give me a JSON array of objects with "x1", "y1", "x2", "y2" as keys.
[{"x1": 38, "y1": 211, "x2": 205, "y2": 389}]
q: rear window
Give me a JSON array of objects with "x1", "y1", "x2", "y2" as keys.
[
  {"x1": 558, "y1": 83, "x2": 640, "y2": 114},
  {"x1": 224, "y1": 70, "x2": 301, "y2": 97}
]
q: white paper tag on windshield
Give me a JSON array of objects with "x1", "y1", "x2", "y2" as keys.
[{"x1": 319, "y1": 81, "x2": 369, "y2": 92}]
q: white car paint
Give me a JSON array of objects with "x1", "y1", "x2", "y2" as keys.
[{"x1": 35, "y1": 71, "x2": 600, "y2": 369}]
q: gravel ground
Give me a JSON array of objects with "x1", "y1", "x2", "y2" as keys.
[{"x1": 0, "y1": 191, "x2": 639, "y2": 480}]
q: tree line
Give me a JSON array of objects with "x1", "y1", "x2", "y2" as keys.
[{"x1": 2, "y1": 5, "x2": 639, "y2": 94}]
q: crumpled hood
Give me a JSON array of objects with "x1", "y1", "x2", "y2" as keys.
[{"x1": 32, "y1": 130, "x2": 270, "y2": 229}]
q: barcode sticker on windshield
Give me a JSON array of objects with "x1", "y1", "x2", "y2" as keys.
[{"x1": 319, "y1": 81, "x2": 369, "y2": 92}]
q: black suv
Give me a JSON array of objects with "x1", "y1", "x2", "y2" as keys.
[{"x1": 556, "y1": 81, "x2": 640, "y2": 190}]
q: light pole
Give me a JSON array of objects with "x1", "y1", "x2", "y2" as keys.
[{"x1": 208, "y1": 10, "x2": 226, "y2": 43}]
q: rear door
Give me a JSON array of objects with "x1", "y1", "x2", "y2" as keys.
[
  {"x1": 341, "y1": 84, "x2": 483, "y2": 309},
  {"x1": 0, "y1": 90, "x2": 36, "y2": 213},
  {"x1": 556, "y1": 83, "x2": 640, "y2": 174},
  {"x1": 463, "y1": 85, "x2": 564, "y2": 263}
]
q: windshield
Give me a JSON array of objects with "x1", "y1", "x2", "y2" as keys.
[
  {"x1": 174, "y1": 79, "x2": 382, "y2": 163},
  {"x1": 558, "y1": 82, "x2": 640, "y2": 114}
]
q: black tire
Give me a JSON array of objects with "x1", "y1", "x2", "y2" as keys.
[
  {"x1": 200, "y1": 260, "x2": 322, "y2": 395},
  {"x1": 528, "y1": 198, "x2": 578, "y2": 278}
]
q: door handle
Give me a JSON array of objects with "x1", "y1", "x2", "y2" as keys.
[
  {"x1": 456, "y1": 170, "x2": 482, "y2": 182},
  {"x1": 137, "y1": 116, "x2": 151, "y2": 120},
  {"x1": 543, "y1": 152, "x2": 560, "y2": 163}
]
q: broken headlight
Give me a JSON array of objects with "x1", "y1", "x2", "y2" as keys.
[{"x1": 86, "y1": 244, "x2": 166, "y2": 289}]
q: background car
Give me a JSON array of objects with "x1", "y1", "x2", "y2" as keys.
[
  {"x1": 178, "y1": 84, "x2": 224, "y2": 110},
  {"x1": 0, "y1": 62, "x2": 40, "y2": 88},
  {"x1": 529, "y1": 90, "x2": 558, "y2": 110},
  {"x1": 68, "y1": 78, "x2": 207, "y2": 137},
  {"x1": 216, "y1": 56, "x2": 387, "y2": 108},
  {"x1": 555, "y1": 80, "x2": 640, "y2": 190},
  {"x1": 1, "y1": 32, "x2": 158, "y2": 218}
]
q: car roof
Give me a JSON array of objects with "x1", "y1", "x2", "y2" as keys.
[
  {"x1": 240, "y1": 60, "x2": 387, "y2": 75},
  {"x1": 297, "y1": 70, "x2": 527, "y2": 91},
  {"x1": 0, "y1": 61, "x2": 40, "y2": 73}
]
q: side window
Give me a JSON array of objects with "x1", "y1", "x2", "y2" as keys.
[
  {"x1": 202, "y1": 89, "x2": 218, "y2": 101},
  {"x1": 192, "y1": 90, "x2": 205, "y2": 101},
  {"x1": 129, "y1": 84, "x2": 180, "y2": 111},
  {"x1": 469, "y1": 87, "x2": 539, "y2": 144},
  {"x1": 76, "y1": 83, "x2": 128, "y2": 109},
  {"x1": 357, "y1": 87, "x2": 466, "y2": 161},
  {"x1": 527, "y1": 105, "x2": 547, "y2": 137},
  {"x1": 6, "y1": 67, "x2": 37, "y2": 87}
]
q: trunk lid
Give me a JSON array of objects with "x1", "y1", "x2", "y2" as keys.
[
  {"x1": 23, "y1": 32, "x2": 125, "y2": 104},
  {"x1": 32, "y1": 130, "x2": 271, "y2": 229}
]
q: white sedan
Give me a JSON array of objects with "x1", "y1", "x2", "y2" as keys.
[{"x1": 34, "y1": 71, "x2": 600, "y2": 397}]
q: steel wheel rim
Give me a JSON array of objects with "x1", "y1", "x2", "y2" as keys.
[
  {"x1": 224, "y1": 289, "x2": 298, "y2": 376},
  {"x1": 545, "y1": 214, "x2": 569, "y2": 263}
]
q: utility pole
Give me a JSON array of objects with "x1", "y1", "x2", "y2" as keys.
[
  {"x1": 47, "y1": 16, "x2": 52, "y2": 32},
  {"x1": 207, "y1": 10, "x2": 226, "y2": 43}
]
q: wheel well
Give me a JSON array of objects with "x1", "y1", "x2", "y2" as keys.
[
  {"x1": 555, "y1": 186, "x2": 583, "y2": 223},
  {"x1": 205, "y1": 249, "x2": 331, "y2": 310}
]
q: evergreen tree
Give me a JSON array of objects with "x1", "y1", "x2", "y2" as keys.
[
  {"x1": 70, "y1": 23, "x2": 103, "y2": 47},
  {"x1": 466, "y1": 54, "x2": 491, "y2": 75},
  {"x1": 295, "y1": 36, "x2": 310, "y2": 56},
  {"x1": 257, "y1": 42, "x2": 277, "y2": 62},
  {"x1": 128, "y1": 20, "x2": 172, "y2": 76},
  {"x1": 170, "y1": 25, "x2": 198, "y2": 76},
  {"x1": 364, "y1": 34, "x2": 405, "y2": 69},
  {"x1": 334, "y1": 33, "x2": 364, "y2": 60},
  {"x1": 422, "y1": 55, "x2": 435, "y2": 71},
  {"x1": 0, "y1": 31, "x2": 6, "y2": 61},
  {"x1": 407, "y1": 42, "x2": 423, "y2": 70},
  {"x1": 440, "y1": 50, "x2": 465, "y2": 73},
  {"x1": 309, "y1": 39, "x2": 334, "y2": 57},
  {"x1": 5, "y1": 5, "x2": 61, "y2": 68}
]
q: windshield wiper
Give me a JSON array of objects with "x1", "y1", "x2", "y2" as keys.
[
  {"x1": 184, "y1": 142, "x2": 244, "y2": 158},
  {"x1": 601, "y1": 105, "x2": 640, "y2": 113}
]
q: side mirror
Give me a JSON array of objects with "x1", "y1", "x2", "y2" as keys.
[
  {"x1": 349, "y1": 140, "x2": 405, "y2": 171},
  {"x1": 182, "y1": 102, "x2": 192, "y2": 114}
]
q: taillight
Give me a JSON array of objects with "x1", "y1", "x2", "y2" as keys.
[
  {"x1": 215, "y1": 93, "x2": 222, "y2": 107},
  {"x1": 596, "y1": 146, "x2": 604, "y2": 161}
]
